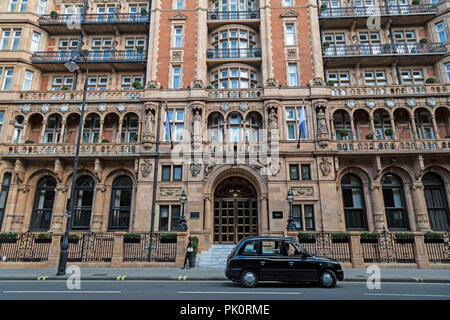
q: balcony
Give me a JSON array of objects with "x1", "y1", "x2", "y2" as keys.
[
  {"x1": 206, "y1": 48, "x2": 262, "y2": 67},
  {"x1": 330, "y1": 84, "x2": 449, "y2": 97},
  {"x1": 330, "y1": 139, "x2": 449, "y2": 154},
  {"x1": 208, "y1": 88, "x2": 262, "y2": 100},
  {"x1": 38, "y1": 13, "x2": 150, "y2": 34},
  {"x1": 0, "y1": 142, "x2": 140, "y2": 159},
  {"x1": 31, "y1": 50, "x2": 147, "y2": 71},
  {"x1": 0, "y1": 90, "x2": 143, "y2": 103},
  {"x1": 207, "y1": 11, "x2": 260, "y2": 28},
  {"x1": 322, "y1": 42, "x2": 447, "y2": 67},
  {"x1": 319, "y1": 5, "x2": 439, "y2": 28}
]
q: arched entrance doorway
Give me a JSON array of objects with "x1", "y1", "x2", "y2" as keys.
[{"x1": 213, "y1": 177, "x2": 258, "y2": 243}]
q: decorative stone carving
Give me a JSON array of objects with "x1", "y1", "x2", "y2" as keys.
[
  {"x1": 365, "y1": 100, "x2": 375, "y2": 108},
  {"x1": 92, "y1": 215, "x2": 103, "y2": 225},
  {"x1": 98, "y1": 104, "x2": 107, "y2": 113},
  {"x1": 60, "y1": 104, "x2": 69, "y2": 113},
  {"x1": 22, "y1": 105, "x2": 31, "y2": 114},
  {"x1": 265, "y1": 78, "x2": 278, "y2": 87},
  {"x1": 319, "y1": 157, "x2": 332, "y2": 176},
  {"x1": 171, "y1": 50, "x2": 183, "y2": 61},
  {"x1": 160, "y1": 187, "x2": 182, "y2": 197},
  {"x1": 12, "y1": 216, "x2": 24, "y2": 224},
  {"x1": 240, "y1": 103, "x2": 248, "y2": 111},
  {"x1": 95, "y1": 184, "x2": 106, "y2": 193},
  {"x1": 370, "y1": 182, "x2": 382, "y2": 191},
  {"x1": 411, "y1": 181, "x2": 424, "y2": 190},
  {"x1": 140, "y1": 159, "x2": 153, "y2": 177},
  {"x1": 52, "y1": 216, "x2": 63, "y2": 224},
  {"x1": 291, "y1": 186, "x2": 314, "y2": 196},
  {"x1": 286, "y1": 48, "x2": 297, "y2": 60},
  {"x1": 426, "y1": 97, "x2": 436, "y2": 107},
  {"x1": 221, "y1": 103, "x2": 229, "y2": 112},
  {"x1": 312, "y1": 77, "x2": 324, "y2": 86},
  {"x1": 268, "y1": 160, "x2": 281, "y2": 176},
  {"x1": 191, "y1": 80, "x2": 205, "y2": 89},
  {"x1": 143, "y1": 105, "x2": 155, "y2": 138},
  {"x1": 146, "y1": 80, "x2": 161, "y2": 89},
  {"x1": 345, "y1": 100, "x2": 356, "y2": 109},
  {"x1": 117, "y1": 104, "x2": 126, "y2": 113},
  {"x1": 190, "y1": 162, "x2": 202, "y2": 177},
  {"x1": 41, "y1": 104, "x2": 50, "y2": 113},
  {"x1": 385, "y1": 99, "x2": 395, "y2": 108},
  {"x1": 17, "y1": 184, "x2": 30, "y2": 193},
  {"x1": 56, "y1": 184, "x2": 68, "y2": 193},
  {"x1": 406, "y1": 98, "x2": 416, "y2": 108},
  {"x1": 317, "y1": 108, "x2": 328, "y2": 135},
  {"x1": 169, "y1": 12, "x2": 188, "y2": 20},
  {"x1": 204, "y1": 158, "x2": 216, "y2": 180}
]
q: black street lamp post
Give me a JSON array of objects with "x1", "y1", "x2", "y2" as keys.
[
  {"x1": 56, "y1": 50, "x2": 89, "y2": 275},
  {"x1": 178, "y1": 190, "x2": 188, "y2": 231},
  {"x1": 286, "y1": 189, "x2": 296, "y2": 231}
]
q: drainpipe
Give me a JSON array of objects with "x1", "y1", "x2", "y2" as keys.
[
  {"x1": 388, "y1": 25, "x2": 402, "y2": 84},
  {"x1": 148, "y1": 101, "x2": 162, "y2": 261},
  {"x1": 143, "y1": 0, "x2": 152, "y2": 85}
]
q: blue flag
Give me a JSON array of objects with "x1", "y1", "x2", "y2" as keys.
[
  {"x1": 298, "y1": 105, "x2": 308, "y2": 140},
  {"x1": 164, "y1": 106, "x2": 173, "y2": 149}
]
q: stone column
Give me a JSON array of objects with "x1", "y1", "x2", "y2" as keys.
[
  {"x1": 39, "y1": 119, "x2": 47, "y2": 143},
  {"x1": 431, "y1": 115, "x2": 440, "y2": 139},
  {"x1": 349, "y1": 233, "x2": 365, "y2": 268},
  {"x1": 21, "y1": 120, "x2": 29, "y2": 143},
  {"x1": 137, "y1": 120, "x2": 142, "y2": 142},
  {"x1": 195, "y1": 0, "x2": 208, "y2": 83},
  {"x1": 350, "y1": 117, "x2": 356, "y2": 140},
  {"x1": 111, "y1": 233, "x2": 124, "y2": 268},
  {"x1": 370, "y1": 182, "x2": 386, "y2": 232},
  {"x1": 410, "y1": 114, "x2": 418, "y2": 139},
  {"x1": 60, "y1": 120, "x2": 66, "y2": 143},
  {"x1": 307, "y1": 0, "x2": 324, "y2": 80},
  {"x1": 50, "y1": 184, "x2": 68, "y2": 233},
  {"x1": 369, "y1": 116, "x2": 375, "y2": 138},
  {"x1": 91, "y1": 184, "x2": 106, "y2": 232},
  {"x1": 329, "y1": 117, "x2": 335, "y2": 139},
  {"x1": 176, "y1": 231, "x2": 188, "y2": 267},
  {"x1": 47, "y1": 235, "x2": 62, "y2": 268},
  {"x1": 99, "y1": 119, "x2": 104, "y2": 141},
  {"x1": 117, "y1": 120, "x2": 123, "y2": 143},
  {"x1": 390, "y1": 115, "x2": 397, "y2": 140},
  {"x1": 204, "y1": 194, "x2": 213, "y2": 234},
  {"x1": 260, "y1": 194, "x2": 268, "y2": 236},
  {"x1": 2, "y1": 175, "x2": 19, "y2": 232},
  {"x1": 413, "y1": 233, "x2": 430, "y2": 269},
  {"x1": 411, "y1": 181, "x2": 430, "y2": 231}
]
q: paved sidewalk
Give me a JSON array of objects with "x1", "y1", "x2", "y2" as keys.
[{"x1": 0, "y1": 267, "x2": 449, "y2": 282}]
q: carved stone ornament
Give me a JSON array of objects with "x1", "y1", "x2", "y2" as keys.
[
  {"x1": 22, "y1": 105, "x2": 31, "y2": 114},
  {"x1": 160, "y1": 187, "x2": 182, "y2": 197},
  {"x1": 240, "y1": 103, "x2": 248, "y2": 111},
  {"x1": 406, "y1": 98, "x2": 416, "y2": 108},
  {"x1": 60, "y1": 104, "x2": 69, "y2": 113},
  {"x1": 412, "y1": 181, "x2": 424, "y2": 190},
  {"x1": 171, "y1": 50, "x2": 183, "y2": 61},
  {"x1": 319, "y1": 157, "x2": 332, "y2": 176},
  {"x1": 291, "y1": 186, "x2": 314, "y2": 196},
  {"x1": 365, "y1": 100, "x2": 375, "y2": 108},
  {"x1": 385, "y1": 99, "x2": 395, "y2": 108},
  {"x1": 146, "y1": 80, "x2": 161, "y2": 89},
  {"x1": 56, "y1": 184, "x2": 68, "y2": 193},
  {"x1": 95, "y1": 184, "x2": 106, "y2": 193},
  {"x1": 92, "y1": 215, "x2": 103, "y2": 224},
  {"x1": 190, "y1": 162, "x2": 202, "y2": 177},
  {"x1": 52, "y1": 216, "x2": 63, "y2": 224},
  {"x1": 204, "y1": 158, "x2": 216, "y2": 180},
  {"x1": 41, "y1": 104, "x2": 50, "y2": 114},
  {"x1": 345, "y1": 100, "x2": 356, "y2": 109},
  {"x1": 266, "y1": 78, "x2": 278, "y2": 87},
  {"x1": 140, "y1": 159, "x2": 153, "y2": 177},
  {"x1": 98, "y1": 104, "x2": 107, "y2": 113},
  {"x1": 191, "y1": 80, "x2": 205, "y2": 89},
  {"x1": 286, "y1": 48, "x2": 297, "y2": 60},
  {"x1": 117, "y1": 104, "x2": 126, "y2": 113},
  {"x1": 221, "y1": 103, "x2": 229, "y2": 112},
  {"x1": 17, "y1": 184, "x2": 31, "y2": 193},
  {"x1": 312, "y1": 77, "x2": 324, "y2": 86},
  {"x1": 268, "y1": 159, "x2": 281, "y2": 176},
  {"x1": 12, "y1": 216, "x2": 24, "y2": 224},
  {"x1": 447, "y1": 97, "x2": 450, "y2": 105},
  {"x1": 426, "y1": 97, "x2": 436, "y2": 107}
]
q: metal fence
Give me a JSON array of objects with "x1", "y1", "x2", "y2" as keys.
[
  {"x1": 425, "y1": 233, "x2": 450, "y2": 263},
  {"x1": 0, "y1": 232, "x2": 51, "y2": 262},
  {"x1": 67, "y1": 233, "x2": 114, "y2": 262},
  {"x1": 123, "y1": 233, "x2": 177, "y2": 262},
  {"x1": 360, "y1": 231, "x2": 415, "y2": 263},
  {"x1": 31, "y1": 50, "x2": 147, "y2": 64},
  {"x1": 39, "y1": 13, "x2": 150, "y2": 25},
  {"x1": 298, "y1": 232, "x2": 351, "y2": 262},
  {"x1": 319, "y1": 4, "x2": 438, "y2": 18},
  {"x1": 322, "y1": 42, "x2": 446, "y2": 57}
]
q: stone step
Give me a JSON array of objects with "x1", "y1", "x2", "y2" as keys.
[{"x1": 195, "y1": 244, "x2": 236, "y2": 268}]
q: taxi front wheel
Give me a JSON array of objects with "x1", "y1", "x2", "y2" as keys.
[{"x1": 240, "y1": 269, "x2": 259, "y2": 288}]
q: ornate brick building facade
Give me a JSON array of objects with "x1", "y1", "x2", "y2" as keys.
[{"x1": 0, "y1": 0, "x2": 449, "y2": 258}]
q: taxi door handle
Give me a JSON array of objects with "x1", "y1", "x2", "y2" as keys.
[
  {"x1": 260, "y1": 261, "x2": 266, "y2": 266},
  {"x1": 289, "y1": 262, "x2": 294, "y2": 266}
]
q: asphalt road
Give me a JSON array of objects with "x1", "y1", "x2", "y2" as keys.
[{"x1": 0, "y1": 280, "x2": 449, "y2": 300}]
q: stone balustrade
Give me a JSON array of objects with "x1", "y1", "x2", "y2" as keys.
[
  {"x1": 330, "y1": 84, "x2": 450, "y2": 97},
  {"x1": 0, "y1": 90, "x2": 143, "y2": 102},
  {"x1": 331, "y1": 139, "x2": 450, "y2": 152}
]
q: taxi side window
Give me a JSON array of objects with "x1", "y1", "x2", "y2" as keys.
[
  {"x1": 241, "y1": 241, "x2": 260, "y2": 255},
  {"x1": 285, "y1": 242, "x2": 301, "y2": 256},
  {"x1": 261, "y1": 240, "x2": 283, "y2": 255}
]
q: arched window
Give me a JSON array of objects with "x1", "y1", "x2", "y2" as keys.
[
  {"x1": 414, "y1": 109, "x2": 435, "y2": 139},
  {"x1": 30, "y1": 176, "x2": 57, "y2": 232},
  {"x1": 82, "y1": 114, "x2": 100, "y2": 143},
  {"x1": 120, "y1": 113, "x2": 139, "y2": 143},
  {"x1": 382, "y1": 174, "x2": 409, "y2": 230},
  {"x1": 333, "y1": 110, "x2": 352, "y2": 140},
  {"x1": 44, "y1": 114, "x2": 62, "y2": 143},
  {"x1": 108, "y1": 176, "x2": 133, "y2": 231},
  {"x1": 423, "y1": 173, "x2": 449, "y2": 230},
  {"x1": 12, "y1": 115, "x2": 24, "y2": 144},
  {"x1": 208, "y1": 112, "x2": 225, "y2": 145},
  {"x1": 212, "y1": 0, "x2": 256, "y2": 18},
  {"x1": 72, "y1": 176, "x2": 95, "y2": 230},
  {"x1": 373, "y1": 109, "x2": 392, "y2": 140},
  {"x1": 341, "y1": 174, "x2": 368, "y2": 230},
  {"x1": 0, "y1": 172, "x2": 12, "y2": 229},
  {"x1": 245, "y1": 112, "x2": 261, "y2": 144},
  {"x1": 227, "y1": 112, "x2": 243, "y2": 143}
]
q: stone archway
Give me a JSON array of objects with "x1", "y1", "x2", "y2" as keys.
[{"x1": 213, "y1": 176, "x2": 258, "y2": 243}]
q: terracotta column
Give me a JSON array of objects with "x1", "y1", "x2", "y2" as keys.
[
  {"x1": 91, "y1": 184, "x2": 106, "y2": 232},
  {"x1": 50, "y1": 184, "x2": 68, "y2": 233},
  {"x1": 60, "y1": 120, "x2": 66, "y2": 143},
  {"x1": 370, "y1": 182, "x2": 386, "y2": 232},
  {"x1": 350, "y1": 116, "x2": 356, "y2": 140},
  {"x1": 369, "y1": 116, "x2": 376, "y2": 138},
  {"x1": 410, "y1": 114, "x2": 418, "y2": 140},
  {"x1": 118, "y1": 120, "x2": 123, "y2": 143},
  {"x1": 99, "y1": 119, "x2": 104, "y2": 141},
  {"x1": 411, "y1": 181, "x2": 430, "y2": 231},
  {"x1": 39, "y1": 119, "x2": 47, "y2": 143},
  {"x1": 413, "y1": 233, "x2": 431, "y2": 269},
  {"x1": 390, "y1": 115, "x2": 397, "y2": 140},
  {"x1": 329, "y1": 118, "x2": 335, "y2": 139},
  {"x1": 431, "y1": 115, "x2": 440, "y2": 139}
]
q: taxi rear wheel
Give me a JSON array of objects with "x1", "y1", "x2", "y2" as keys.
[{"x1": 319, "y1": 270, "x2": 337, "y2": 288}]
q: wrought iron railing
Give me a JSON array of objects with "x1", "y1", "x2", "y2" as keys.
[
  {"x1": 0, "y1": 232, "x2": 51, "y2": 262},
  {"x1": 360, "y1": 231, "x2": 415, "y2": 263},
  {"x1": 333, "y1": 139, "x2": 449, "y2": 152},
  {"x1": 297, "y1": 232, "x2": 352, "y2": 262},
  {"x1": 319, "y1": 4, "x2": 438, "y2": 18},
  {"x1": 123, "y1": 233, "x2": 177, "y2": 262},
  {"x1": 208, "y1": 10, "x2": 260, "y2": 20},
  {"x1": 425, "y1": 233, "x2": 450, "y2": 263},
  {"x1": 39, "y1": 13, "x2": 150, "y2": 25},
  {"x1": 207, "y1": 48, "x2": 262, "y2": 59},
  {"x1": 31, "y1": 50, "x2": 147, "y2": 64},
  {"x1": 67, "y1": 232, "x2": 114, "y2": 262},
  {"x1": 322, "y1": 42, "x2": 446, "y2": 57}
]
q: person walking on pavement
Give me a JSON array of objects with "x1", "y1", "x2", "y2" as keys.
[{"x1": 182, "y1": 236, "x2": 194, "y2": 269}]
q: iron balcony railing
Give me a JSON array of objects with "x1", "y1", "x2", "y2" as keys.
[
  {"x1": 31, "y1": 50, "x2": 147, "y2": 64},
  {"x1": 38, "y1": 13, "x2": 150, "y2": 25},
  {"x1": 207, "y1": 10, "x2": 260, "y2": 20},
  {"x1": 207, "y1": 48, "x2": 262, "y2": 59},
  {"x1": 319, "y1": 4, "x2": 438, "y2": 18},
  {"x1": 322, "y1": 42, "x2": 447, "y2": 57}
]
